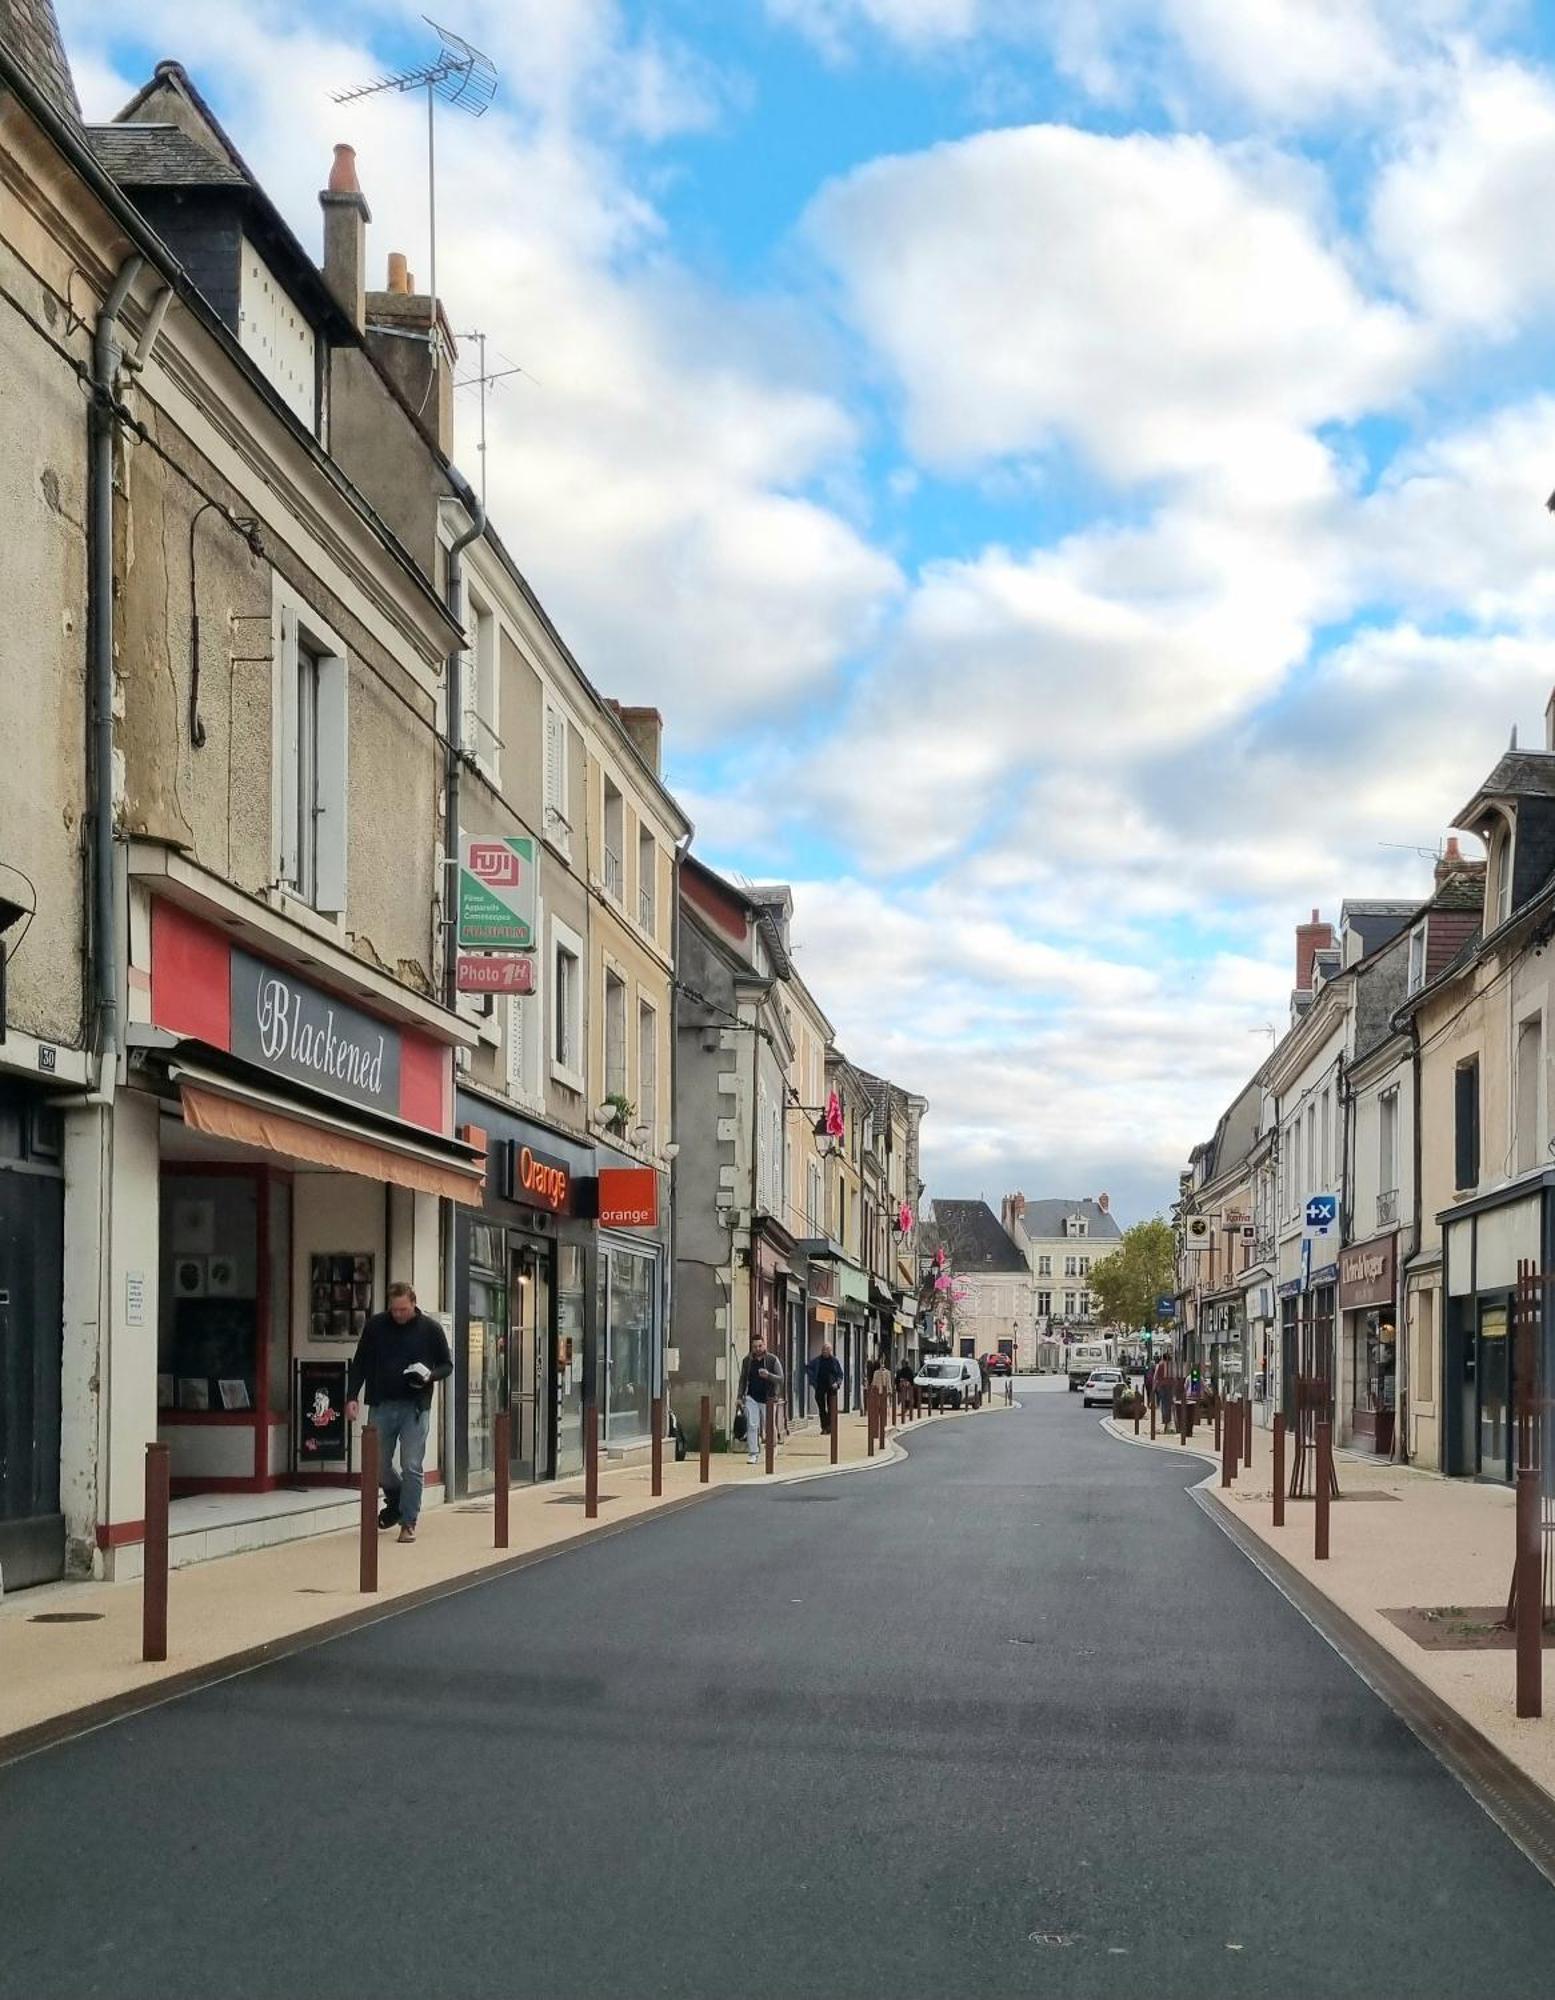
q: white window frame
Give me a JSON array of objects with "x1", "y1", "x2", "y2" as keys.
[
  {"x1": 603, "y1": 961, "x2": 628, "y2": 1100},
  {"x1": 1406, "y1": 923, "x2": 1426, "y2": 996},
  {"x1": 542, "y1": 697, "x2": 572, "y2": 859},
  {"x1": 461, "y1": 575, "x2": 501, "y2": 785},
  {"x1": 602, "y1": 773, "x2": 625, "y2": 905},
  {"x1": 271, "y1": 579, "x2": 348, "y2": 919},
  {"x1": 637, "y1": 824, "x2": 657, "y2": 939},
  {"x1": 1378, "y1": 1086, "x2": 1398, "y2": 1196},
  {"x1": 1037, "y1": 1254, "x2": 1051, "y2": 1277},
  {"x1": 549, "y1": 913, "x2": 584, "y2": 1093},
  {"x1": 637, "y1": 991, "x2": 659, "y2": 1149}
]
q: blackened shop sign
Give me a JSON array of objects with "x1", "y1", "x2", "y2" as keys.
[{"x1": 230, "y1": 951, "x2": 401, "y2": 1115}]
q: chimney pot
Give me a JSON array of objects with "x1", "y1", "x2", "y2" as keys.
[
  {"x1": 327, "y1": 142, "x2": 360, "y2": 195},
  {"x1": 1097, "y1": 1192, "x2": 1110, "y2": 1211},
  {"x1": 387, "y1": 251, "x2": 409, "y2": 295}
]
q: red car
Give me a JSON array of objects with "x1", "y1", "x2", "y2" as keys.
[{"x1": 980, "y1": 1352, "x2": 1013, "y2": 1375}]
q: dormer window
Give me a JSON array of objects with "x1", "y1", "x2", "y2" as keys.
[
  {"x1": 1493, "y1": 826, "x2": 1513, "y2": 929},
  {"x1": 1065, "y1": 1214, "x2": 1088, "y2": 1238}
]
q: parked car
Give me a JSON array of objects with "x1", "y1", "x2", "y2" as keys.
[
  {"x1": 914, "y1": 1356, "x2": 984, "y2": 1410},
  {"x1": 980, "y1": 1352, "x2": 1013, "y2": 1376},
  {"x1": 1080, "y1": 1367, "x2": 1125, "y2": 1409}
]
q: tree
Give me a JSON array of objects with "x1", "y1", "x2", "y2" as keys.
[{"x1": 1088, "y1": 1218, "x2": 1176, "y2": 1333}]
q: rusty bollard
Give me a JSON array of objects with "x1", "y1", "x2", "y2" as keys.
[
  {"x1": 1315, "y1": 1421, "x2": 1331, "y2": 1560},
  {"x1": 1272, "y1": 1414, "x2": 1285, "y2": 1528},
  {"x1": 651, "y1": 1394, "x2": 664, "y2": 1498},
  {"x1": 585, "y1": 1400, "x2": 600, "y2": 1519},
  {"x1": 143, "y1": 1442, "x2": 171, "y2": 1661},
  {"x1": 699, "y1": 1394, "x2": 711, "y2": 1484},
  {"x1": 359, "y1": 1422, "x2": 380, "y2": 1595},
  {"x1": 494, "y1": 1410, "x2": 511, "y2": 1549},
  {"x1": 1518, "y1": 1465, "x2": 1543, "y2": 1719}
]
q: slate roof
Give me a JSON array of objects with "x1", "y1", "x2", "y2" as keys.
[
  {"x1": 1456, "y1": 752, "x2": 1555, "y2": 825},
  {"x1": 1010, "y1": 1196, "x2": 1122, "y2": 1242},
  {"x1": 84, "y1": 124, "x2": 246, "y2": 188},
  {"x1": 1433, "y1": 869, "x2": 1488, "y2": 913},
  {"x1": 0, "y1": 0, "x2": 80, "y2": 125},
  {"x1": 930, "y1": 1200, "x2": 1030, "y2": 1273}
]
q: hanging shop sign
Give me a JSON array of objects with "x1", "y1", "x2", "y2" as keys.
[
  {"x1": 231, "y1": 949, "x2": 400, "y2": 1115},
  {"x1": 501, "y1": 1140, "x2": 573, "y2": 1214},
  {"x1": 456, "y1": 954, "x2": 535, "y2": 995},
  {"x1": 458, "y1": 835, "x2": 537, "y2": 951},
  {"x1": 598, "y1": 1165, "x2": 658, "y2": 1228}
]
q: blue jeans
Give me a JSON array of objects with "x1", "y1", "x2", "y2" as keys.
[{"x1": 372, "y1": 1400, "x2": 429, "y2": 1527}]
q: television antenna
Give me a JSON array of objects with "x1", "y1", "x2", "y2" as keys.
[
  {"x1": 455, "y1": 331, "x2": 536, "y2": 506},
  {"x1": 332, "y1": 16, "x2": 497, "y2": 313}
]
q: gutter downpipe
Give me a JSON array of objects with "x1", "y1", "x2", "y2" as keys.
[
  {"x1": 89, "y1": 252, "x2": 143, "y2": 1073},
  {"x1": 439, "y1": 469, "x2": 485, "y2": 1497}
]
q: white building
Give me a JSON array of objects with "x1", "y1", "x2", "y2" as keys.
[{"x1": 999, "y1": 1194, "x2": 1121, "y2": 1340}]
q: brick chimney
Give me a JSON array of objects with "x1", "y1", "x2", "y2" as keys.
[
  {"x1": 319, "y1": 144, "x2": 370, "y2": 332},
  {"x1": 1097, "y1": 1192, "x2": 1109, "y2": 1213},
  {"x1": 1294, "y1": 907, "x2": 1334, "y2": 993},
  {"x1": 364, "y1": 249, "x2": 458, "y2": 456},
  {"x1": 608, "y1": 704, "x2": 663, "y2": 778}
]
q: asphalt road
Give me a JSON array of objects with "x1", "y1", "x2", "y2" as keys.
[{"x1": 6, "y1": 1394, "x2": 1555, "y2": 1999}]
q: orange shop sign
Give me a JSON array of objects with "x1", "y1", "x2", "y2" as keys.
[{"x1": 598, "y1": 1166, "x2": 658, "y2": 1228}]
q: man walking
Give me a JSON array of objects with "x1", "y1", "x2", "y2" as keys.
[
  {"x1": 737, "y1": 1335, "x2": 781, "y2": 1466},
  {"x1": 809, "y1": 1341, "x2": 843, "y2": 1433},
  {"x1": 1152, "y1": 1356, "x2": 1173, "y2": 1431},
  {"x1": 346, "y1": 1282, "x2": 452, "y2": 1543}
]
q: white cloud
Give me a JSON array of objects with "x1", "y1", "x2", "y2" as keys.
[
  {"x1": 1370, "y1": 51, "x2": 1555, "y2": 334},
  {"x1": 807, "y1": 124, "x2": 1423, "y2": 483},
  {"x1": 60, "y1": 0, "x2": 898, "y2": 735}
]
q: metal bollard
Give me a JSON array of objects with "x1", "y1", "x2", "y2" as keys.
[
  {"x1": 359, "y1": 1422, "x2": 380, "y2": 1594},
  {"x1": 1242, "y1": 1395, "x2": 1253, "y2": 1471},
  {"x1": 651, "y1": 1393, "x2": 664, "y2": 1498},
  {"x1": 1315, "y1": 1421, "x2": 1331, "y2": 1560},
  {"x1": 493, "y1": 1410, "x2": 511, "y2": 1550},
  {"x1": 699, "y1": 1394, "x2": 711, "y2": 1484},
  {"x1": 867, "y1": 1384, "x2": 877, "y2": 1457},
  {"x1": 1272, "y1": 1414, "x2": 1285, "y2": 1528},
  {"x1": 142, "y1": 1442, "x2": 170, "y2": 1662},
  {"x1": 830, "y1": 1402, "x2": 839, "y2": 1464},
  {"x1": 1517, "y1": 1466, "x2": 1542, "y2": 1718},
  {"x1": 765, "y1": 1396, "x2": 776, "y2": 1475},
  {"x1": 585, "y1": 1399, "x2": 599, "y2": 1519},
  {"x1": 1150, "y1": 1390, "x2": 1157, "y2": 1440}
]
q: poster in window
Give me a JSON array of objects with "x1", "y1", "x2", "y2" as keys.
[
  {"x1": 217, "y1": 1378, "x2": 251, "y2": 1411},
  {"x1": 170, "y1": 1197, "x2": 215, "y2": 1254},
  {"x1": 173, "y1": 1257, "x2": 207, "y2": 1299},
  {"x1": 206, "y1": 1254, "x2": 241, "y2": 1298},
  {"x1": 178, "y1": 1377, "x2": 210, "y2": 1411},
  {"x1": 296, "y1": 1360, "x2": 349, "y2": 1463},
  {"x1": 311, "y1": 1254, "x2": 373, "y2": 1337}
]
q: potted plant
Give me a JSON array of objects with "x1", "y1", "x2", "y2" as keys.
[{"x1": 600, "y1": 1091, "x2": 635, "y2": 1132}]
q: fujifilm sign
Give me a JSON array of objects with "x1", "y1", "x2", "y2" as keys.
[{"x1": 230, "y1": 951, "x2": 401, "y2": 1115}]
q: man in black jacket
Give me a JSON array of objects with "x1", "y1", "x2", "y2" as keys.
[{"x1": 346, "y1": 1282, "x2": 451, "y2": 1543}]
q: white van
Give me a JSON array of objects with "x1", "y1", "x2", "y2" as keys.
[
  {"x1": 1066, "y1": 1339, "x2": 1115, "y2": 1391},
  {"x1": 914, "y1": 1355, "x2": 983, "y2": 1410}
]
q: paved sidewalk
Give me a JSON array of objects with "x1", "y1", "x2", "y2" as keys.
[
  {"x1": 1100, "y1": 1409, "x2": 1555, "y2": 1794},
  {"x1": 0, "y1": 1398, "x2": 1006, "y2": 1749}
]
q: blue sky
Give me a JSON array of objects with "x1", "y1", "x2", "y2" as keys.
[{"x1": 60, "y1": 0, "x2": 1555, "y2": 1221}]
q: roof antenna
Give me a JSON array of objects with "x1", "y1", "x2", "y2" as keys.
[{"x1": 331, "y1": 16, "x2": 497, "y2": 313}]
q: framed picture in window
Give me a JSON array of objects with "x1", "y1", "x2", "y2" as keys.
[
  {"x1": 206, "y1": 1255, "x2": 241, "y2": 1298},
  {"x1": 311, "y1": 1254, "x2": 373, "y2": 1336},
  {"x1": 217, "y1": 1378, "x2": 251, "y2": 1411},
  {"x1": 173, "y1": 1257, "x2": 207, "y2": 1299}
]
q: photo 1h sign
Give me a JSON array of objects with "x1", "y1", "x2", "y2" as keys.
[
  {"x1": 458, "y1": 836, "x2": 536, "y2": 950},
  {"x1": 456, "y1": 955, "x2": 534, "y2": 995}
]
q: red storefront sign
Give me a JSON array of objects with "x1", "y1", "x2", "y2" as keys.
[
  {"x1": 149, "y1": 901, "x2": 451, "y2": 1133},
  {"x1": 510, "y1": 1143, "x2": 572, "y2": 1214},
  {"x1": 456, "y1": 955, "x2": 535, "y2": 995},
  {"x1": 598, "y1": 1166, "x2": 658, "y2": 1228}
]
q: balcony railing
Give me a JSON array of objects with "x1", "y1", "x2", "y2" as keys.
[
  {"x1": 603, "y1": 846, "x2": 624, "y2": 902},
  {"x1": 1377, "y1": 1187, "x2": 1398, "y2": 1229},
  {"x1": 638, "y1": 885, "x2": 655, "y2": 933}
]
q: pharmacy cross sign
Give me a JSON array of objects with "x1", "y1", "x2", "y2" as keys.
[{"x1": 457, "y1": 835, "x2": 536, "y2": 951}]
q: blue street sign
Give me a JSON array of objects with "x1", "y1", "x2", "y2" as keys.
[{"x1": 1156, "y1": 1295, "x2": 1177, "y2": 1319}]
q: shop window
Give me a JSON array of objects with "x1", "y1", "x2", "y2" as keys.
[
  {"x1": 159, "y1": 1173, "x2": 261, "y2": 1416},
  {"x1": 272, "y1": 583, "x2": 348, "y2": 916},
  {"x1": 602, "y1": 1245, "x2": 656, "y2": 1443},
  {"x1": 555, "y1": 1244, "x2": 586, "y2": 1478}
]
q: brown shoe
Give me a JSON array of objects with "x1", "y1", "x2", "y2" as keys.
[{"x1": 396, "y1": 1524, "x2": 417, "y2": 1543}]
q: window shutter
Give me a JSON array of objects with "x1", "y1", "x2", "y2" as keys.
[
  {"x1": 275, "y1": 605, "x2": 300, "y2": 888},
  {"x1": 313, "y1": 650, "x2": 350, "y2": 915},
  {"x1": 506, "y1": 993, "x2": 525, "y2": 1093},
  {"x1": 1455, "y1": 1061, "x2": 1480, "y2": 1189},
  {"x1": 545, "y1": 706, "x2": 565, "y2": 821}
]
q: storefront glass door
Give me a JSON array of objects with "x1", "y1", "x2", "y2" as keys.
[
  {"x1": 510, "y1": 1243, "x2": 554, "y2": 1482},
  {"x1": 602, "y1": 1242, "x2": 657, "y2": 1444},
  {"x1": 1477, "y1": 1301, "x2": 1511, "y2": 1483},
  {"x1": 555, "y1": 1244, "x2": 586, "y2": 1478},
  {"x1": 466, "y1": 1236, "x2": 508, "y2": 1490}
]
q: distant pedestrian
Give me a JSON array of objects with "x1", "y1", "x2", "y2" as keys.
[
  {"x1": 1152, "y1": 1358, "x2": 1172, "y2": 1429},
  {"x1": 895, "y1": 1357, "x2": 915, "y2": 1415},
  {"x1": 346, "y1": 1282, "x2": 451, "y2": 1544},
  {"x1": 809, "y1": 1342, "x2": 843, "y2": 1433},
  {"x1": 869, "y1": 1351, "x2": 893, "y2": 1422},
  {"x1": 737, "y1": 1336, "x2": 781, "y2": 1465}
]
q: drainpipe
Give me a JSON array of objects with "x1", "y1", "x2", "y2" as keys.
[
  {"x1": 88, "y1": 253, "x2": 143, "y2": 1069},
  {"x1": 439, "y1": 467, "x2": 484, "y2": 1495}
]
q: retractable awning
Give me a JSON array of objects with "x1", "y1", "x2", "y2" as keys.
[{"x1": 172, "y1": 1066, "x2": 485, "y2": 1206}]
